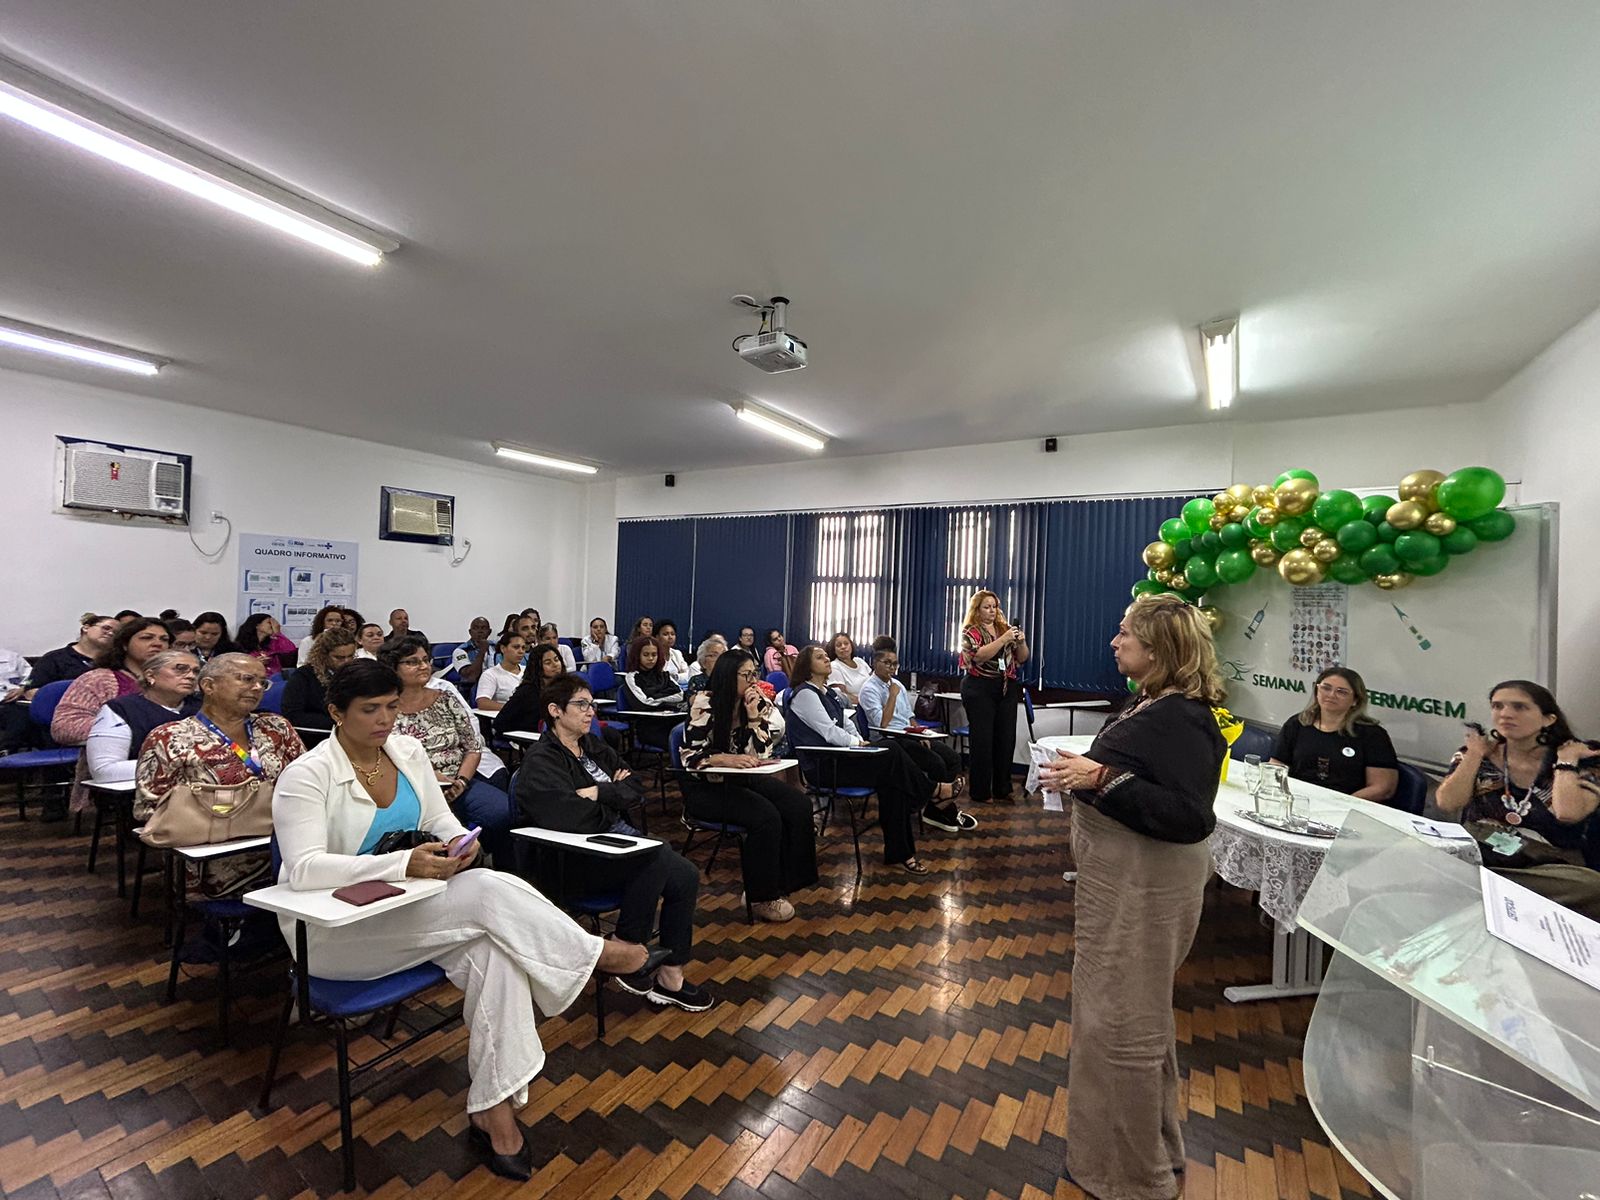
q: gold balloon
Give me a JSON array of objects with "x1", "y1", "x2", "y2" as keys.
[
  {"x1": 1386, "y1": 500, "x2": 1428, "y2": 531},
  {"x1": 1250, "y1": 543, "x2": 1280, "y2": 566},
  {"x1": 1274, "y1": 477, "x2": 1320, "y2": 516},
  {"x1": 1212, "y1": 492, "x2": 1231, "y2": 508},
  {"x1": 1300, "y1": 526, "x2": 1325, "y2": 548},
  {"x1": 1398, "y1": 470, "x2": 1445, "y2": 511},
  {"x1": 1168, "y1": 572, "x2": 1189, "y2": 592},
  {"x1": 1257, "y1": 506, "x2": 1280, "y2": 526},
  {"x1": 1198, "y1": 605, "x2": 1224, "y2": 633},
  {"x1": 1225, "y1": 484, "x2": 1255, "y2": 506},
  {"x1": 1208, "y1": 513, "x2": 1226, "y2": 530},
  {"x1": 1231, "y1": 503, "x2": 1254, "y2": 521},
  {"x1": 1155, "y1": 569, "x2": 1175, "y2": 585},
  {"x1": 1374, "y1": 572, "x2": 1415, "y2": 591},
  {"x1": 1277, "y1": 548, "x2": 1326, "y2": 586},
  {"x1": 1143, "y1": 540, "x2": 1177, "y2": 570},
  {"x1": 1423, "y1": 512, "x2": 1457, "y2": 536},
  {"x1": 1312, "y1": 538, "x2": 1342, "y2": 563},
  {"x1": 1252, "y1": 485, "x2": 1276, "y2": 506}
]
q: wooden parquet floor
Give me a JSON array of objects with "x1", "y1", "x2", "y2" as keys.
[{"x1": 0, "y1": 785, "x2": 1374, "y2": 1200}]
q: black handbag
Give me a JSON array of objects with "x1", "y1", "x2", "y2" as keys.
[{"x1": 371, "y1": 829, "x2": 438, "y2": 855}]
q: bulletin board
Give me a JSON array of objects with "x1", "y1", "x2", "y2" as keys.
[{"x1": 237, "y1": 532, "x2": 360, "y2": 645}]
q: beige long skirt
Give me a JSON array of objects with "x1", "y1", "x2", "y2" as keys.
[{"x1": 1065, "y1": 799, "x2": 1211, "y2": 1200}]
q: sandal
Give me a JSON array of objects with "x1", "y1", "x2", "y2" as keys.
[{"x1": 896, "y1": 857, "x2": 930, "y2": 876}]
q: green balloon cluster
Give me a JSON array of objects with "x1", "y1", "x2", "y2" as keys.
[{"x1": 1130, "y1": 465, "x2": 1517, "y2": 603}]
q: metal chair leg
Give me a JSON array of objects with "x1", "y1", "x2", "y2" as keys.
[
  {"x1": 130, "y1": 840, "x2": 148, "y2": 919},
  {"x1": 594, "y1": 976, "x2": 607, "y2": 1038},
  {"x1": 334, "y1": 1020, "x2": 357, "y2": 1192},
  {"x1": 86, "y1": 802, "x2": 105, "y2": 873},
  {"x1": 258, "y1": 983, "x2": 295, "y2": 1109},
  {"x1": 166, "y1": 903, "x2": 186, "y2": 1002},
  {"x1": 217, "y1": 921, "x2": 234, "y2": 1043}
]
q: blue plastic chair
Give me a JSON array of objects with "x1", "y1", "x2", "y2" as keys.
[
  {"x1": 258, "y1": 836, "x2": 456, "y2": 1192},
  {"x1": 781, "y1": 692, "x2": 878, "y2": 880},
  {"x1": 0, "y1": 680, "x2": 80, "y2": 818},
  {"x1": 1392, "y1": 762, "x2": 1428, "y2": 815},
  {"x1": 764, "y1": 670, "x2": 789, "y2": 692},
  {"x1": 257, "y1": 678, "x2": 286, "y2": 714},
  {"x1": 1230, "y1": 723, "x2": 1276, "y2": 762}
]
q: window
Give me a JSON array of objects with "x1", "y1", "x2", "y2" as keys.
[
  {"x1": 808, "y1": 512, "x2": 889, "y2": 644},
  {"x1": 944, "y1": 508, "x2": 993, "y2": 653}
]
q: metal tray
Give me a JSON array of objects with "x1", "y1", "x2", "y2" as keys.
[{"x1": 1235, "y1": 808, "x2": 1340, "y2": 839}]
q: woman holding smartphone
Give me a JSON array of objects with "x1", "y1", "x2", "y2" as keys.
[
  {"x1": 958, "y1": 589, "x2": 1029, "y2": 804},
  {"x1": 272, "y1": 660, "x2": 658, "y2": 1179}
]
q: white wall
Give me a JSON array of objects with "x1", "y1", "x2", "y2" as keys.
[
  {"x1": 1, "y1": 367, "x2": 591, "y2": 653},
  {"x1": 1482, "y1": 304, "x2": 1600, "y2": 728}
]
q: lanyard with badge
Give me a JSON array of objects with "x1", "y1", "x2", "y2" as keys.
[{"x1": 196, "y1": 712, "x2": 266, "y2": 778}]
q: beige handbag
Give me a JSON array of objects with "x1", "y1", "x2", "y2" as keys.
[{"x1": 139, "y1": 778, "x2": 275, "y2": 848}]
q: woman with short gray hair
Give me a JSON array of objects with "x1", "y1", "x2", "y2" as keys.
[{"x1": 685, "y1": 635, "x2": 728, "y2": 696}]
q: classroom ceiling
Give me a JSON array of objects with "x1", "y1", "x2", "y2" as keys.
[{"x1": 2, "y1": 2, "x2": 1600, "y2": 477}]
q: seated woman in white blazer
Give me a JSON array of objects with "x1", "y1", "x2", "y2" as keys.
[{"x1": 272, "y1": 659, "x2": 661, "y2": 1181}]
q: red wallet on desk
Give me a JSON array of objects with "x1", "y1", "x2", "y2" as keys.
[{"x1": 332, "y1": 880, "x2": 404, "y2": 906}]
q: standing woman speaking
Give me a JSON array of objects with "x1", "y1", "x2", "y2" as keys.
[
  {"x1": 1041, "y1": 594, "x2": 1226, "y2": 1200},
  {"x1": 958, "y1": 589, "x2": 1029, "y2": 803}
]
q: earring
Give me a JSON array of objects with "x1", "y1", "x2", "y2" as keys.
[{"x1": 1536, "y1": 727, "x2": 1554, "y2": 746}]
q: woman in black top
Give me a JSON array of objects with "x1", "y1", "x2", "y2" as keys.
[
  {"x1": 15, "y1": 613, "x2": 119, "y2": 698},
  {"x1": 619, "y1": 636, "x2": 686, "y2": 712},
  {"x1": 190, "y1": 612, "x2": 237, "y2": 666},
  {"x1": 1270, "y1": 666, "x2": 1398, "y2": 801},
  {"x1": 282, "y1": 628, "x2": 358, "y2": 729},
  {"x1": 1041, "y1": 595, "x2": 1225, "y2": 1200}
]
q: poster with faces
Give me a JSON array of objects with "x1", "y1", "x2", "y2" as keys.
[{"x1": 1289, "y1": 584, "x2": 1349, "y2": 674}]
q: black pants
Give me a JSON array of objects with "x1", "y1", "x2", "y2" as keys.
[
  {"x1": 557, "y1": 845, "x2": 700, "y2": 966},
  {"x1": 960, "y1": 674, "x2": 1019, "y2": 801},
  {"x1": 683, "y1": 775, "x2": 818, "y2": 902},
  {"x1": 813, "y1": 741, "x2": 934, "y2": 864},
  {"x1": 899, "y1": 736, "x2": 961, "y2": 787}
]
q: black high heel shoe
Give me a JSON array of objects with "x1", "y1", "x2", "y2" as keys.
[{"x1": 468, "y1": 1122, "x2": 532, "y2": 1181}]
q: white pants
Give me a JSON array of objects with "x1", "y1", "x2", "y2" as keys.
[{"x1": 294, "y1": 870, "x2": 602, "y2": 1113}]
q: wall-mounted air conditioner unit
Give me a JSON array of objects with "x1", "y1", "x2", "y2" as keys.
[
  {"x1": 379, "y1": 486, "x2": 454, "y2": 545},
  {"x1": 58, "y1": 437, "x2": 191, "y2": 520}
]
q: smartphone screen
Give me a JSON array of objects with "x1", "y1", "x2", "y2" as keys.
[{"x1": 448, "y1": 826, "x2": 482, "y2": 858}]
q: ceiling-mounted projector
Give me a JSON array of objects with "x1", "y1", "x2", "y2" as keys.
[{"x1": 732, "y1": 295, "x2": 808, "y2": 373}]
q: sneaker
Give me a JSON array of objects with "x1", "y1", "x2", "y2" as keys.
[
  {"x1": 955, "y1": 810, "x2": 978, "y2": 831},
  {"x1": 648, "y1": 978, "x2": 714, "y2": 1012},
  {"x1": 1061, "y1": 870, "x2": 1078, "y2": 883},
  {"x1": 751, "y1": 898, "x2": 795, "y2": 922},
  {"x1": 922, "y1": 806, "x2": 961, "y2": 833},
  {"x1": 611, "y1": 966, "x2": 657, "y2": 997}
]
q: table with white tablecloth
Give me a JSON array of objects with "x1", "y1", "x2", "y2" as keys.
[{"x1": 1035, "y1": 735, "x2": 1481, "y2": 1002}]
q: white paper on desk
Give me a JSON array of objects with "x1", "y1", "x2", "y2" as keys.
[
  {"x1": 1410, "y1": 818, "x2": 1475, "y2": 841},
  {"x1": 1480, "y1": 867, "x2": 1600, "y2": 992},
  {"x1": 1028, "y1": 742, "x2": 1063, "y2": 812}
]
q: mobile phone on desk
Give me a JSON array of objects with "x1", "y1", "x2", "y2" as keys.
[
  {"x1": 448, "y1": 826, "x2": 482, "y2": 858},
  {"x1": 586, "y1": 833, "x2": 636, "y2": 848}
]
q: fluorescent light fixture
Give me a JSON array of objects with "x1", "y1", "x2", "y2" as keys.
[
  {"x1": 734, "y1": 401, "x2": 828, "y2": 452},
  {"x1": 492, "y1": 442, "x2": 600, "y2": 475},
  {"x1": 0, "y1": 55, "x2": 397, "y2": 267},
  {"x1": 0, "y1": 316, "x2": 166, "y2": 376},
  {"x1": 1199, "y1": 317, "x2": 1239, "y2": 411}
]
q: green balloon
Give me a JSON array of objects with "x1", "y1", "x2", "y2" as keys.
[
  {"x1": 1410, "y1": 555, "x2": 1449, "y2": 577},
  {"x1": 1335, "y1": 520, "x2": 1378, "y2": 553},
  {"x1": 1160, "y1": 517, "x2": 1189, "y2": 545},
  {"x1": 1218, "y1": 522, "x2": 1250, "y2": 549},
  {"x1": 1274, "y1": 468, "x2": 1319, "y2": 488},
  {"x1": 1362, "y1": 495, "x2": 1396, "y2": 525},
  {"x1": 1394, "y1": 530, "x2": 1444, "y2": 565},
  {"x1": 1215, "y1": 548, "x2": 1255, "y2": 585},
  {"x1": 1441, "y1": 527, "x2": 1479, "y2": 556},
  {"x1": 1147, "y1": 568, "x2": 1164, "y2": 583},
  {"x1": 1173, "y1": 538, "x2": 1195, "y2": 562},
  {"x1": 1178, "y1": 588, "x2": 1205, "y2": 605},
  {"x1": 1131, "y1": 579, "x2": 1164, "y2": 598},
  {"x1": 1328, "y1": 558, "x2": 1369, "y2": 584},
  {"x1": 1377, "y1": 522, "x2": 1401, "y2": 544},
  {"x1": 1270, "y1": 516, "x2": 1308, "y2": 553},
  {"x1": 1468, "y1": 509, "x2": 1516, "y2": 542},
  {"x1": 1243, "y1": 508, "x2": 1269, "y2": 539},
  {"x1": 1312, "y1": 489, "x2": 1363, "y2": 533},
  {"x1": 1199, "y1": 531, "x2": 1222, "y2": 554},
  {"x1": 1435, "y1": 467, "x2": 1506, "y2": 522},
  {"x1": 1360, "y1": 545, "x2": 1401, "y2": 576},
  {"x1": 1182, "y1": 497, "x2": 1216, "y2": 534},
  {"x1": 1184, "y1": 556, "x2": 1219, "y2": 590}
]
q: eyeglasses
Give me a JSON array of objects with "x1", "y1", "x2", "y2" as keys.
[
  {"x1": 1317, "y1": 683, "x2": 1354, "y2": 698},
  {"x1": 231, "y1": 674, "x2": 268, "y2": 689},
  {"x1": 566, "y1": 698, "x2": 596, "y2": 712},
  {"x1": 398, "y1": 658, "x2": 431, "y2": 669},
  {"x1": 735, "y1": 668, "x2": 758, "y2": 680}
]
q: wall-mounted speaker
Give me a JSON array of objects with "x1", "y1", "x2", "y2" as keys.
[
  {"x1": 665, "y1": 474, "x2": 676, "y2": 487},
  {"x1": 1044, "y1": 437, "x2": 1058, "y2": 453}
]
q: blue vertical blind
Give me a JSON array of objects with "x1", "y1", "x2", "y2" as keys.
[
  {"x1": 617, "y1": 492, "x2": 1195, "y2": 690},
  {"x1": 613, "y1": 518, "x2": 695, "y2": 637}
]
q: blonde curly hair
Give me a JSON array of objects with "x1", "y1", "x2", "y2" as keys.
[{"x1": 1122, "y1": 595, "x2": 1226, "y2": 705}]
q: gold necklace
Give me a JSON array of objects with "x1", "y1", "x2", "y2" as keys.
[{"x1": 353, "y1": 754, "x2": 386, "y2": 786}]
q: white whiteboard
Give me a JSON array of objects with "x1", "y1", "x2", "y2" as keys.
[{"x1": 1209, "y1": 505, "x2": 1557, "y2": 769}]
